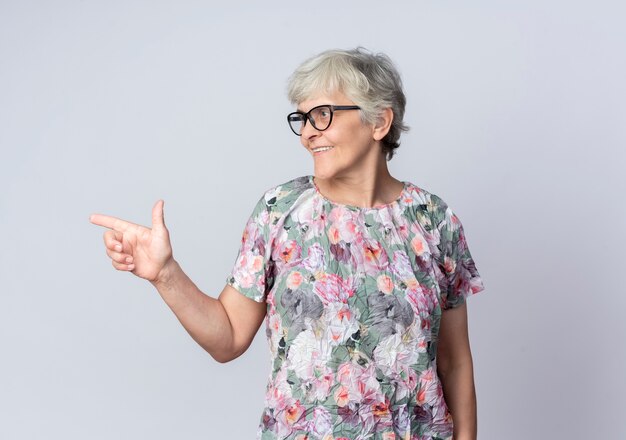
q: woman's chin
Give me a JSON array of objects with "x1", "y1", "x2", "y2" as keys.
[{"x1": 312, "y1": 166, "x2": 337, "y2": 181}]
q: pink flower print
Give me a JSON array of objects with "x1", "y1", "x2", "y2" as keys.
[
  {"x1": 410, "y1": 223, "x2": 433, "y2": 257},
  {"x1": 417, "y1": 338, "x2": 427, "y2": 352},
  {"x1": 236, "y1": 272, "x2": 253, "y2": 289},
  {"x1": 324, "y1": 302, "x2": 359, "y2": 345},
  {"x1": 372, "y1": 400, "x2": 390, "y2": 417},
  {"x1": 416, "y1": 388, "x2": 426, "y2": 406},
  {"x1": 443, "y1": 255, "x2": 456, "y2": 275},
  {"x1": 265, "y1": 369, "x2": 292, "y2": 409},
  {"x1": 337, "y1": 219, "x2": 357, "y2": 243},
  {"x1": 405, "y1": 278, "x2": 419, "y2": 291},
  {"x1": 286, "y1": 271, "x2": 304, "y2": 290},
  {"x1": 336, "y1": 362, "x2": 353, "y2": 386},
  {"x1": 405, "y1": 283, "x2": 426, "y2": 311},
  {"x1": 410, "y1": 233, "x2": 428, "y2": 256},
  {"x1": 390, "y1": 210, "x2": 410, "y2": 242},
  {"x1": 303, "y1": 243, "x2": 325, "y2": 272},
  {"x1": 329, "y1": 207, "x2": 358, "y2": 243},
  {"x1": 314, "y1": 273, "x2": 355, "y2": 304},
  {"x1": 470, "y1": 276, "x2": 484, "y2": 294},
  {"x1": 244, "y1": 212, "x2": 269, "y2": 252},
  {"x1": 307, "y1": 407, "x2": 333, "y2": 437},
  {"x1": 420, "y1": 316, "x2": 432, "y2": 332},
  {"x1": 267, "y1": 313, "x2": 283, "y2": 356},
  {"x1": 416, "y1": 368, "x2": 444, "y2": 407},
  {"x1": 311, "y1": 366, "x2": 334, "y2": 401},
  {"x1": 241, "y1": 219, "x2": 257, "y2": 248},
  {"x1": 405, "y1": 281, "x2": 438, "y2": 317},
  {"x1": 232, "y1": 270, "x2": 253, "y2": 288},
  {"x1": 286, "y1": 399, "x2": 309, "y2": 432},
  {"x1": 232, "y1": 254, "x2": 256, "y2": 288},
  {"x1": 377, "y1": 274, "x2": 394, "y2": 294},
  {"x1": 268, "y1": 312, "x2": 281, "y2": 333},
  {"x1": 251, "y1": 255, "x2": 264, "y2": 273},
  {"x1": 273, "y1": 397, "x2": 307, "y2": 438},
  {"x1": 334, "y1": 385, "x2": 350, "y2": 407},
  {"x1": 328, "y1": 225, "x2": 341, "y2": 244},
  {"x1": 449, "y1": 211, "x2": 461, "y2": 228},
  {"x1": 336, "y1": 361, "x2": 382, "y2": 405},
  {"x1": 284, "y1": 400, "x2": 305, "y2": 425},
  {"x1": 391, "y1": 250, "x2": 415, "y2": 281},
  {"x1": 401, "y1": 186, "x2": 415, "y2": 205},
  {"x1": 240, "y1": 227, "x2": 250, "y2": 247},
  {"x1": 407, "y1": 368, "x2": 418, "y2": 392},
  {"x1": 396, "y1": 222, "x2": 410, "y2": 241},
  {"x1": 277, "y1": 240, "x2": 301, "y2": 265},
  {"x1": 363, "y1": 242, "x2": 382, "y2": 261},
  {"x1": 362, "y1": 239, "x2": 389, "y2": 275},
  {"x1": 266, "y1": 391, "x2": 287, "y2": 420},
  {"x1": 328, "y1": 206, "x2": 348, "y2": 223}
]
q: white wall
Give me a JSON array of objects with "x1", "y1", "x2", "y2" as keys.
[{"x1": 1, "y1": 1, "x2": 624, "y2": 438}]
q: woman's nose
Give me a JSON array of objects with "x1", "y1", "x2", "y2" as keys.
[{"x1": 300, "y1": 119, "x2": 319, "y2": 140}]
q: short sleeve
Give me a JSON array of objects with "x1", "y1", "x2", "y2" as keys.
[
  {"x1": 226, "y1": 195, "x2": 275, "y2": 302},
  {"x1": 430, "y1": 195, "x2": 485, "y2": 310}
]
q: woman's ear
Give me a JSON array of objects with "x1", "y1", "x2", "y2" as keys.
[{"x1": 372, "y1": 107, "x2": 394, "y2": 141}]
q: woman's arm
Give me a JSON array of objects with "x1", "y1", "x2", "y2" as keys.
[
  {"x1": 90, "y1": 200, "x2": 266, "y2": 363},
  {"x1": 437, "y1": 302, "x2": 477, "y2": 440},
  {"x1": 152, "y1": 261, "x2": 266, "y2": 363}
]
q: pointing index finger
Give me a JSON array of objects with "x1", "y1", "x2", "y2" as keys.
[{"x1": 89, "y1": 213, "x2": 137, "y2": 232}]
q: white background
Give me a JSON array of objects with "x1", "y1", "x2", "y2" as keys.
[{"x1": 1, "y1": 1, "x2": 625, "y2": 438}]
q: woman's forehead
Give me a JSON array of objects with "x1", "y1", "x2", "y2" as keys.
[{"x1": 297, "y1": 90, "x2": 353, "y2": 112}]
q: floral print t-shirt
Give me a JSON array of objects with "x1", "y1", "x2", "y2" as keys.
[{"x1": 227, "y1": 176, "x2": 484, "y2": 440}]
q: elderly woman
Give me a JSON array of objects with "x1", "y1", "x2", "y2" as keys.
[{"x1": 90, "y1": 48, "x2": 484, "y2": 440}]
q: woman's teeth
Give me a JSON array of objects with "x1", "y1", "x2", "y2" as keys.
[{"x1": 313, "y1": 146, "x2": 334, "y2": 152}]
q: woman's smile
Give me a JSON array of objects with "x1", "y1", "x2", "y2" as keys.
[{"x1": 311, "y1": 146, "x2": 334, "y2": 154}]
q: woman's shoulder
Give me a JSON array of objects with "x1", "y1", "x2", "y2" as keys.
[
  {"x1": 400, "y1": 182, "x2": 463, "y2": 235},
  {"x1": 256, "y1": 175, "x2": 315, "y2": 212},
  {"x1": 403, "y1": 181, "x2": 449, "y2": 212}
]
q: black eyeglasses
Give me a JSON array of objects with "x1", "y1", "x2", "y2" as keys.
[{"x1": 287, "y1": 104, "x2": 361, "y2": 136}]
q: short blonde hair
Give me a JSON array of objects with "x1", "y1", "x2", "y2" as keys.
[{"x1": 287, "y1": 47, "x2": 409, "y2": 160}]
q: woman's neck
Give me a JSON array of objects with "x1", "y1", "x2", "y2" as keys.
[{"x1": 313, "y1": 158, "x2": 404, "y2": 208}]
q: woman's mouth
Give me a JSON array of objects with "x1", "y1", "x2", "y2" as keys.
[{"x1": 311, "y1": 146, "x2": 334, "y2": 153}]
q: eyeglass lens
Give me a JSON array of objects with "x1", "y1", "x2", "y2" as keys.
[{"x1": 288, "y1": 106, "x2": 332, "y2": 135}]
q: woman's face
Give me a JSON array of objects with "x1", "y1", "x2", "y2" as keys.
[{"x1": 297, "y1": 91, "x2": 381, "y2": 180}]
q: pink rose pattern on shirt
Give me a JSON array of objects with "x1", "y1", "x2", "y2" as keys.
[{"x1": 227, "y1": 176, "x2": 484, "y2": 440}]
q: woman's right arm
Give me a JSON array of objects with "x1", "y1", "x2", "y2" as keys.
[
  {"x1": 151, "y1": 261, "x2": 266, "y2": 363},
  {"x1": 90, "y1": 200, "x2": 266, "y2": 363}
]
